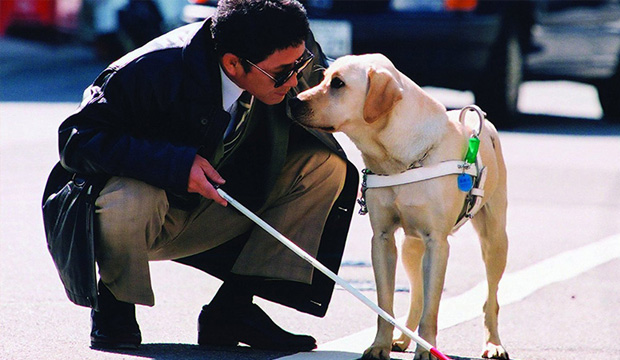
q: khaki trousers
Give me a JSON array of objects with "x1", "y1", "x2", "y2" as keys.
[{"x1": 94, "y1": 145, "x2": 346, "y2": 306}]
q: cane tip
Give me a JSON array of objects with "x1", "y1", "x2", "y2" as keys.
[{"x1": 430, "y1": 347, "x2": 452, "y2": 360}]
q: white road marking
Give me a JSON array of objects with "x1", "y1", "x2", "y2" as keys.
[{"x1": 278, "y1": 234, "x2": 620, "y2": 359}]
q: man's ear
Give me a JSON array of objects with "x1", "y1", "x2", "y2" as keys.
[
  {"x1": 363, "y1": 67, "x2": 403, "y2": 123},
  {"x1": 221, "y1": 53, "x2": 243, "y2": 77}
]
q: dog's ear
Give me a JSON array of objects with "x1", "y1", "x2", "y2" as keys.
[{"x1": 363, "y1": 67, "x2": 403, "y2": 123}]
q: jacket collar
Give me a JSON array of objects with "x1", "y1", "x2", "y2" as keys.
[{"x1": 182, "y1": 19, "x2": 223, "y2": 107}]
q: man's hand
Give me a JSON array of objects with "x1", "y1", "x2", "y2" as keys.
[{"x1": 187, "y1": 155, "x2": 227, "y2": 206}]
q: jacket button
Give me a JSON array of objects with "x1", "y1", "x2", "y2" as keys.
[{"x1": 200, "y1": 117, "x2": 208, "y2": 125}]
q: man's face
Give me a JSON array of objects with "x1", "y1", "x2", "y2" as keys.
[{"x1": 229, "y1": 43, "x2": 307, "y2": 105}]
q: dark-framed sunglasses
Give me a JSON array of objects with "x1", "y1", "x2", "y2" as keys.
[{"x1": 244, "y1": 49, "x2": 314, "y2": 88}]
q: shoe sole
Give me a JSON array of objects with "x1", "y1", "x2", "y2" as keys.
[
  {"x1": 90, "y1": 341, "x2": 140, "y2": 350},
  {"x1": 197, "y1": 333, "x2": 238, "y2": 347}
]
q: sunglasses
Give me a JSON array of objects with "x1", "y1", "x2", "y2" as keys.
[{"x1": 244, "y1": 49, "x2": 314, "y2": 88}]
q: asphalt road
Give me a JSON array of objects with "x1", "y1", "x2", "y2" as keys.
[{"x1": 1, "y1": 36, "x2": 620, "y2": 360}]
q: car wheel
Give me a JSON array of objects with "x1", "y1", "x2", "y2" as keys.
[
  {"x1": 474, "y1": 20, "x2": 523, "y2": 128},
  {"x1": 596, "y1": 61, "x2": 620, "y2": 123}
]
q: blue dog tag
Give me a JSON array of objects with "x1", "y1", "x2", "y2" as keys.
[{"x1": 457, "y1": 174, "x2": 473, "y2": 192}]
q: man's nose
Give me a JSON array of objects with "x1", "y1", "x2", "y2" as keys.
[{"x1": 283, "y1": 73, "x2": 299, "y2": 88}]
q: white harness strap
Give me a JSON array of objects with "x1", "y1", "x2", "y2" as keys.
[
  {"x1": 363, "y1": 157, "x2": 486, "y2": 232},
  {"x1": 365, "y1": 160, "x2": 478, "y2": 188}
]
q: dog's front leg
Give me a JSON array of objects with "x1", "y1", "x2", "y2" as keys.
[
  {"x1": 392, "y1": 235, "x2": 426, "y2": 352},
  {"x1": 415, "y1": 233, "x2": 450, "y2": 360},
  {"x1": 362, "y1": 229, "x2": 398, "y2": 360}
]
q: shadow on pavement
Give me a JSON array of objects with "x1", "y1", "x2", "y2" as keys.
[
  {"x1": 0, "y1": 36, "x2": 107, "y2": 103},
  {"x1": 95, "y1": 344, "x2": 520, "y2": 360},
  {"x1": 93, "y1": 343, "x2": 300, "y2": 360},
  {"x1": 507, "y1": 113, "x2": 620, "y2": 137}
]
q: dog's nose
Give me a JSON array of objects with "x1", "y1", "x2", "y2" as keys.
[
  {"x1": 288, "y1": 97, "x2": 306, "y2": 120},
  {"x1": 288, "y1": 96, "x2": 302, "y2": 111}
]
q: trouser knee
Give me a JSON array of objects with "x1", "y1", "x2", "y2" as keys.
[
  {"x1": 271, "y1": 147, "x2": 347, "y2": 206},
  {"x1": 319, "y1": 150, "x2": 347, "y2": 194},
  {"x1": 95, "y1": 177, "x2": 169, "y2": 252}
]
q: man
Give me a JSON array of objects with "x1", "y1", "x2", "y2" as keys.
[{"x1": 42, "y1": 0, "x2": 358, "y2": 353}]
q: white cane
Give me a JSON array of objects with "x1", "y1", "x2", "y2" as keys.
[{"x1": 217, "y1": 188, "x2": 452, "y2": 360}]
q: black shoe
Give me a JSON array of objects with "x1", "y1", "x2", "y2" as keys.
[
  {"x1": 90, "y1": 282, "x2": 141, "y2": 350},
  {"x1": 197, "y1": 302, "x2": 317, "y2": 352}
]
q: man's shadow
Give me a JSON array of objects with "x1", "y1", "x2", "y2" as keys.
[
  {"x1": 92, "y1": 343, "x2": 299, "y2": 360},
  {"x1": 92, "y1": 343, "x2": 367, "y2": 359}
]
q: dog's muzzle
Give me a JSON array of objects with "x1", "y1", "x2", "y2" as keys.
[{"x1": 288, "y1": 97, "x2": 311, "y2": 122}]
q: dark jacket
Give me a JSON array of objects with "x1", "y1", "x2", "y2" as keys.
[{"x1": 42, "y1": 20, "x2": 358, "y2": 317}]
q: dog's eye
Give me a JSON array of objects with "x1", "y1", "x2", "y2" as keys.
[{"x1": 330, "y1": 77, "x2": 345, "y2": 89}]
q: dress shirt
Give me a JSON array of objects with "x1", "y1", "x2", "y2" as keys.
[{"x1": 220, "y1": 65, "x2": 244, "y2": 113}]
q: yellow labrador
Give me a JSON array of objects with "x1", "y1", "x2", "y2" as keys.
[{"x1": 291, "y1": 54, "x2": 509, "y2": 360}]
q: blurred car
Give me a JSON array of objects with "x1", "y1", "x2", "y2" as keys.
[
  {"x1": 0, "y1": 0, "x2": 82, "y2": 39},
  {"x1": 526, "y1": 0, "x2": 620, "y2": 124},
  {"x1": 183, "y1": 0, "x2": 620, "y2": 127}
]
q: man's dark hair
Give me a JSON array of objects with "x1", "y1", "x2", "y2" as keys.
[{"x1": 211, "y1": 0, "x2": 310, "y2": 66}]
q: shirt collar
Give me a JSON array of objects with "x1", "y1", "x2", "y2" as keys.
[{"x1": 220, "y1": 65, "x2": 244, "y2": 112}]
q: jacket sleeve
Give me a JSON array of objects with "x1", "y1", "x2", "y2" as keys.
[{"x1": 58, "y1": 63, "x2": 197, "y2": 193}]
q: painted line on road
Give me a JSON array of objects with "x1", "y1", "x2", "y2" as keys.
[{"x1": 278, "y1": 234, "x2": 620, "y2": 359}]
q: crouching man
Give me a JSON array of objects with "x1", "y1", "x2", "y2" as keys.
[{"x1": 42, "y1": 0, "x2": 357, "y2": 351}]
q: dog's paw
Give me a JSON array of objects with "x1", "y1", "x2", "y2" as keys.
[
  {"x1": 482, "y1": 342, "x2": 510, "y2": 359},
  {"x1": 361, "y1": 345, "x2": 391, "y2": 360},
  {"x1": 391, "y1": 336, "x2": 411, "y2": 352}
]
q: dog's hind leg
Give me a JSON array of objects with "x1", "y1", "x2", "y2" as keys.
[
  {"x1": 472, "y1": 201, "x2": 510, "y2": 359},
  {"x1": 392, "y1": 235, "x2": 426, "y2": 352}
]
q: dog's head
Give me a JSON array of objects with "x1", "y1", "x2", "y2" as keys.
[{"x1": 290, "y1": 54, "x2": 404, "y2": 134}]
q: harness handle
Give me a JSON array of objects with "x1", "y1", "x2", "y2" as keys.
[{"x1": 459, "y1": 105, "x2": 485, "y2": 137}]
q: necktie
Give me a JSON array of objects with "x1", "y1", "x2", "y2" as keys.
[{"x1": 223, "y1": 91, "x2": 252, "y2": 156}]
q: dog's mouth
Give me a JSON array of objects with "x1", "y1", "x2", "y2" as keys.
[
  {"x1": 293, "y1": 121, "x2": 336, "y2": 133},
  {"x1": 292, "y1": 119, "x2": 336, "y2": 132},
  {"x1": 313, "y1": 125, "x2": 336, "y2": 132}
]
